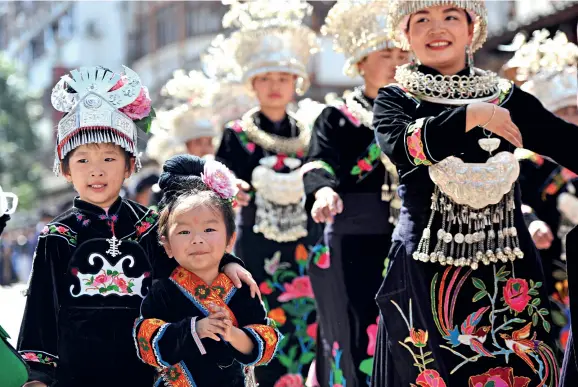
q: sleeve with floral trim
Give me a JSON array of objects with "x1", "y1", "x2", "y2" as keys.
[
  {"x1": 232, "y1": 285, "x2": 283, "y2": 366},
  {"x1": 302, "y1": 106, "x2": 340, "y2": 212},
  {"x1": 17, "y1": 235, "x2": 64, "y2": 385},
  {"x1": 373, "y1": 85, "x2": 468, "y2": 168}
]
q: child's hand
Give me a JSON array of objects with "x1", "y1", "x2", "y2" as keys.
[
  {"x1": 196, "y1": 310, "x2": 230, "y2": 341},
  {"x1": 209, "y1": 304, "x2": 234, "y2": 341},
  {"x1": 223, "y1": 263, "x2": 261, "y2": 300}
]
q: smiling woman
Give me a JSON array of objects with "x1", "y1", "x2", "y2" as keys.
[{"x1": 370, "y1": 1, "x2": 578, "y2": 386}]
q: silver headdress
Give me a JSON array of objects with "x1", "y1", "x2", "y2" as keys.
[
  {"x1": 156, "y1": 70, "x2": 219, "y2": 143},
  {"x1": 322, "y1": 0, "x2": 399, "y2": 77},
  {"x1": 51, "y1": 66, "x2": 153, "y2": 175},
  {"x1": 389, "y1": 0, "x2": 488, "y2": 52},
  {"x1": 202, "y1": 34, "x2": 259, "y2": 129},
  {"x1": 211, "y1": 0, "x2": 319, "y2": 95},
  {"x1": 517, "y1": 30, "x2": 578, "y2": 113}
]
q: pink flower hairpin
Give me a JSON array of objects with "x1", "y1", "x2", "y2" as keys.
[{"x1": 201, "y1": 160, "x2": 238, "y2": 200}]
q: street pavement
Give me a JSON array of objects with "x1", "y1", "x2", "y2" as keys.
[{"x1": 0, "y1": 282, "x2": 27, "y2": 346}]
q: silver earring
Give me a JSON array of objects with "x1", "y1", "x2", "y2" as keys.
[
  {"x1": 466, "y1": 44, "x2": 474, "y2": 75},
  {"x1": 409, "y1": 52, "x2": 419, "y2": 71},
  {"x1": 359, "y1": 69, "x2": 365, "y2": 76}
]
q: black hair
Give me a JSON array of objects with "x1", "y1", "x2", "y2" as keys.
[{"x1": 157, "y1": 154, "x2": 236, "y2": 244}]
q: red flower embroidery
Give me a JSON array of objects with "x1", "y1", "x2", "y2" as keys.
[
  {"x1": 366, "y1": 320, "x2": 378, "y2": 356},
  {"x1": 56, "y1": 226, "x2": 68, "y2": 234},
  {"x1": 277, "y1": 276, "x2": 314, "y2": 302},
  {"x1": 415, "y1": 369, "x2": 447, "y2": 387},
  {"x1": 408, "y1": 328, "x2": 429, "y2": 348},
  {"x1": 71, "y1": 268, "x2": 79, "y2": 276},
  {"x1": 406, "y1": 120, "x2": 431, "y2": 166},
  {"x1": 231, "y1": 122, "x2": 243, "y2": 133},
  {"x1": 316, "y1": 251, "x2": 330, "y2": 269},
  {"x1": 136, "y1": 221, "x2": 151, "y2": 236},
  {"x1": 273, "y1": 373, "x2": 304, "y2": 387},
  {"x1": 95, "y1": 273, "x2": 111, "y2": 285},
  {"x1": 274, "y1": 154, "x2": 288, "y2": 171},
  {"x1": 41, "y1": 226, "x2": 49, "y2": 234},
  {"x1": 22, "y1": 352, "x2": 39, "y2": 361},
  {"x1": 357, "y1": 159, "x2": 373, "y2": 172},
  {"x1": 246, "y1": 142, "x2": 256, "y2": 153},
  {"x1": 295, "y1": 244, "x2": 308, "y2": 263},
  {"x1": 338, "y1": 105, "x2": 361, "y2": 126},
  {"x1": 114, "y1": 277, "x2": 128, "y2": 292},
  {"x1": 503, "y1": 278, "x2": 531, "y2": 313},
  {"x1": 307, "y1": 322, "x2": 318, "y2": 341},
  {"x1": 259, "y1": 281, "x2": 274, "y2": 295},
  {"x1": 468, "y1": 367, "x2": 531, "y2": 387}
]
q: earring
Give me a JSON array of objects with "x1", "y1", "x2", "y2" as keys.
[
  {"x1": 409, "y1": 52, "x2": 419, "y2": 71},
  {"x1": 466, "y1": 44, "x2": 474, "y2": 75},
  {"x1": 359, "y1": 69, "x2": 365, "y2": 76}
]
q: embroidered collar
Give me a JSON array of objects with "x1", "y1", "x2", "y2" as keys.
[
  {"x1": 395, "y1": 64, "x2": 502, "y2": 105},
  {"x1": 73, "y1": 196, "x2": 123, "y2": 217}
]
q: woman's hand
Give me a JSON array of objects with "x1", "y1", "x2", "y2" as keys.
[
  {"x1": 528, "y1": 220, "x2": 554, "y2": 250},
  {"x1": 467, "y1": 103, "x2": 523, "y2": 148},
  {"x1": 222, "y1": 263, "x2": 261, "y2": 300},
  {"x1": 235, "y1": 179, "x2": 251, "y2": 207},
  {"x1": 311, "y1": 187, "x2": 343, "y2": 224}
]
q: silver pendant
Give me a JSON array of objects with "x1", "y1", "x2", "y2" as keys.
[
  {"x1": 106, "y1": 236, "x2": 122, "y2": 257},
  {"x1": 478, "y1": 138, "x2": 501, "y2": 154}
]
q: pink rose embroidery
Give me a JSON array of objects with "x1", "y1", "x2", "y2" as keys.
[
  {"x1": 114, "y1": 277, "x2": 128, "y2": 293},
  {"x1": 56, "y1": 226, "x2": 68, "y2": 234},
  {"x1": 246, "y1": 142, "x2": 256, "y2": 153},
  {"x1": 94, "y1": 273, "x2": 111, "y2": 285},
  {"x1": 406, "y1": 119, "x2": 431, "y2": 166},
  {"x1": 416, "y1": 369, "x2": 447, "y2": 387},
  {"x1": 274, "y1": 374, "x2": 304, "y2": 387},
  {"x1": 22, "y1": 352, "x2": 39, "y2": 361},
  {"x1": 277, "y1": 276, "x2": 314, "y2": 302},
  {"x1": 503, "y1": 278, "x2": 531, "y2": 313},
  {"x1": 201, "y1": 160, "x2": 238, "y2": 199}
]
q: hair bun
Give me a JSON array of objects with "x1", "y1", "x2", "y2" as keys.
[{"x1": 158, "y1": 154, "x2": 206, "y2": 208}]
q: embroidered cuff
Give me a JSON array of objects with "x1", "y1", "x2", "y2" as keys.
[
  {"x1": 190, "y1": 317, "x2": 207, "y2": 355},
  {"x1": 405, "y1": 118, "x2": 432, "y2": 167},
  {"x1": 135, "y1": 318, "x2": 171, "y2": 369},
  {"x1": 19, "y1": 350, "x2": 58, "y2": 367},
  {"x1": 242, "y1": 324, "x2": 282, "y2": 366},
  {"x1": 301, "y1": 160, "x2": 335, "y2": 177}
]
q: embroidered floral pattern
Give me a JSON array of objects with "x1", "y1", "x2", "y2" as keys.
[
  {"x1": 170, "y1": 267, "x2": 238, "y2": 326},
  {"x1": 329, "y1": 341, "x2": 346, "y2": 386},
  {"x1": 469, "y1": 367, "x2": 531, "y2": 387},
  {"x1": 262, "y1": 246, "x2": 316, "y2": 377},
  {"x1": 41, "y1": 223, "x2": 77, "y2": 246},
  {"x1": 20, "y1": 351, "x2": 57, "y2": 367},
  {"x1": 76, "y1": 268, "x2": 138, "y2": 294},
  {"x1": 338, "y1": 103, "x2": 362, "y2": 127},
  {"x1": 73, "y1": 211, "x2": 91, "y2": 227},
  {"x1": 245, "y1": 324, "x2": 282, "y2": 366},
  {"x1": 301, "y1": 160, "x2": 336, "y2": 177},
  {"x1": 406, "y1": 118, "x2": 432, "y2": 167},
  {"x1": 551, "y1": 278, "x2": 570, "y2": 351},
  {"x1": 359, "y1": 316, "x2": 379, "y2": 384},
  {"x1": 350, "y1": 142, "x2": 382, "y2": 180},
  {"x1": 430, "y1": 265, "x2": 558, "y2": 385},
  {"x1": 228, "y1": 120, "x2": 256, "y2": 153},
  {"x1": 542, "y1": 167, "x2": 578, "y2": 201},
  {"x1": 136, "y1": 318, "x2": 166, "y2": 369},
  {"x1": 135, "y1": 210, "x2": 158, "y2": 238},
  {"x1": 273, "y1": 373, "x2": 304, "y2": 387},
  {"x1": 311, "y1": 244, "x2": 330, "y2": 269},
  {"x1": 414, "y1": 369, "x2": 447, "y2": 387},
  {"x1": 159, "y1": 361, "x2": 195, "y2": 386}
]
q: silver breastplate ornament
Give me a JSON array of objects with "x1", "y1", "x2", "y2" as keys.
[
  {"x1": 413, "y1": 137, "x2": 524, "y2": 270},
  {"x1": 251, "y1": 156, "x2": 308, "y2": 243}
]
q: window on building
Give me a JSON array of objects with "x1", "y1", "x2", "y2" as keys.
[
  {"x1": 156, "y1": 4, "x2": 179, "y2": 48},
  {"x1": 31, "y1": 32, "x2": 45, "y2": 59},
  {"x1": 186, "y1": 2, "x2": 225, "y2": 37}
]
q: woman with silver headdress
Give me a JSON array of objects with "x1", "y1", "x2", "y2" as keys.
[
  {"x1": 207, "y1": 1, "x2": 321, "y2": 385},
  {"x1": 300, "y1": 1, "x2": 408, "y2": 386},
  {"x1": 507, "y1": 31, "x2": 578, "y2": 359},
  {"x1": 370, "y1": 1, "x2": 578, "y2": 385}
]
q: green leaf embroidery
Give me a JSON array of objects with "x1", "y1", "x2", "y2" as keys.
[
  {"x1": 472, "y1": 277, "x2": 486, "y2": 290},
  {"x1": 112, "y1": 271, "x2": 119, "y2": 276},
  {"x1": 99, "y1": 288, "x2": 107, "y2": 294},
  {"x1": 551, "y1": 310, "x2": 567, "y2": 327},
  {"x1": 359, "y1": 358, "x2": 374, "y2": 376},
  {"x1": 277, "y1": 355, "x2": 293, "y2": 368},
  {"x1": 532, "y1": 313, "x2": 539, "y2": 326},
  {"x1": 473, "y1": 290, "x2": 487, "y2": 302},
  {"x1": 350, "y1": 165, "x2": 362, "y2": 175},
  {"x1": 531, "y1": 298, "x2": 541, "y2": 307},
  {"x1": 106, "y1": 270, "x2": 113, "y2": 275},
  {"x1": 538, "y1": 308, "x2": 549, "y2": 316},
  {"x1": 535, "y1": 282, "x2": 543, "y2": 288},
  {"x1": 543, "y1": 320, "x2": 551, "y2": 333},
  {"x1": 368, "y1": 144, "x2": 381, "y2": 160},
  {"x1": 299, "y1": 351, "x2": 315, "y2": 365},
  {"x1": 288, "y1": 345, "x2": 298, "y2": 361}
]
